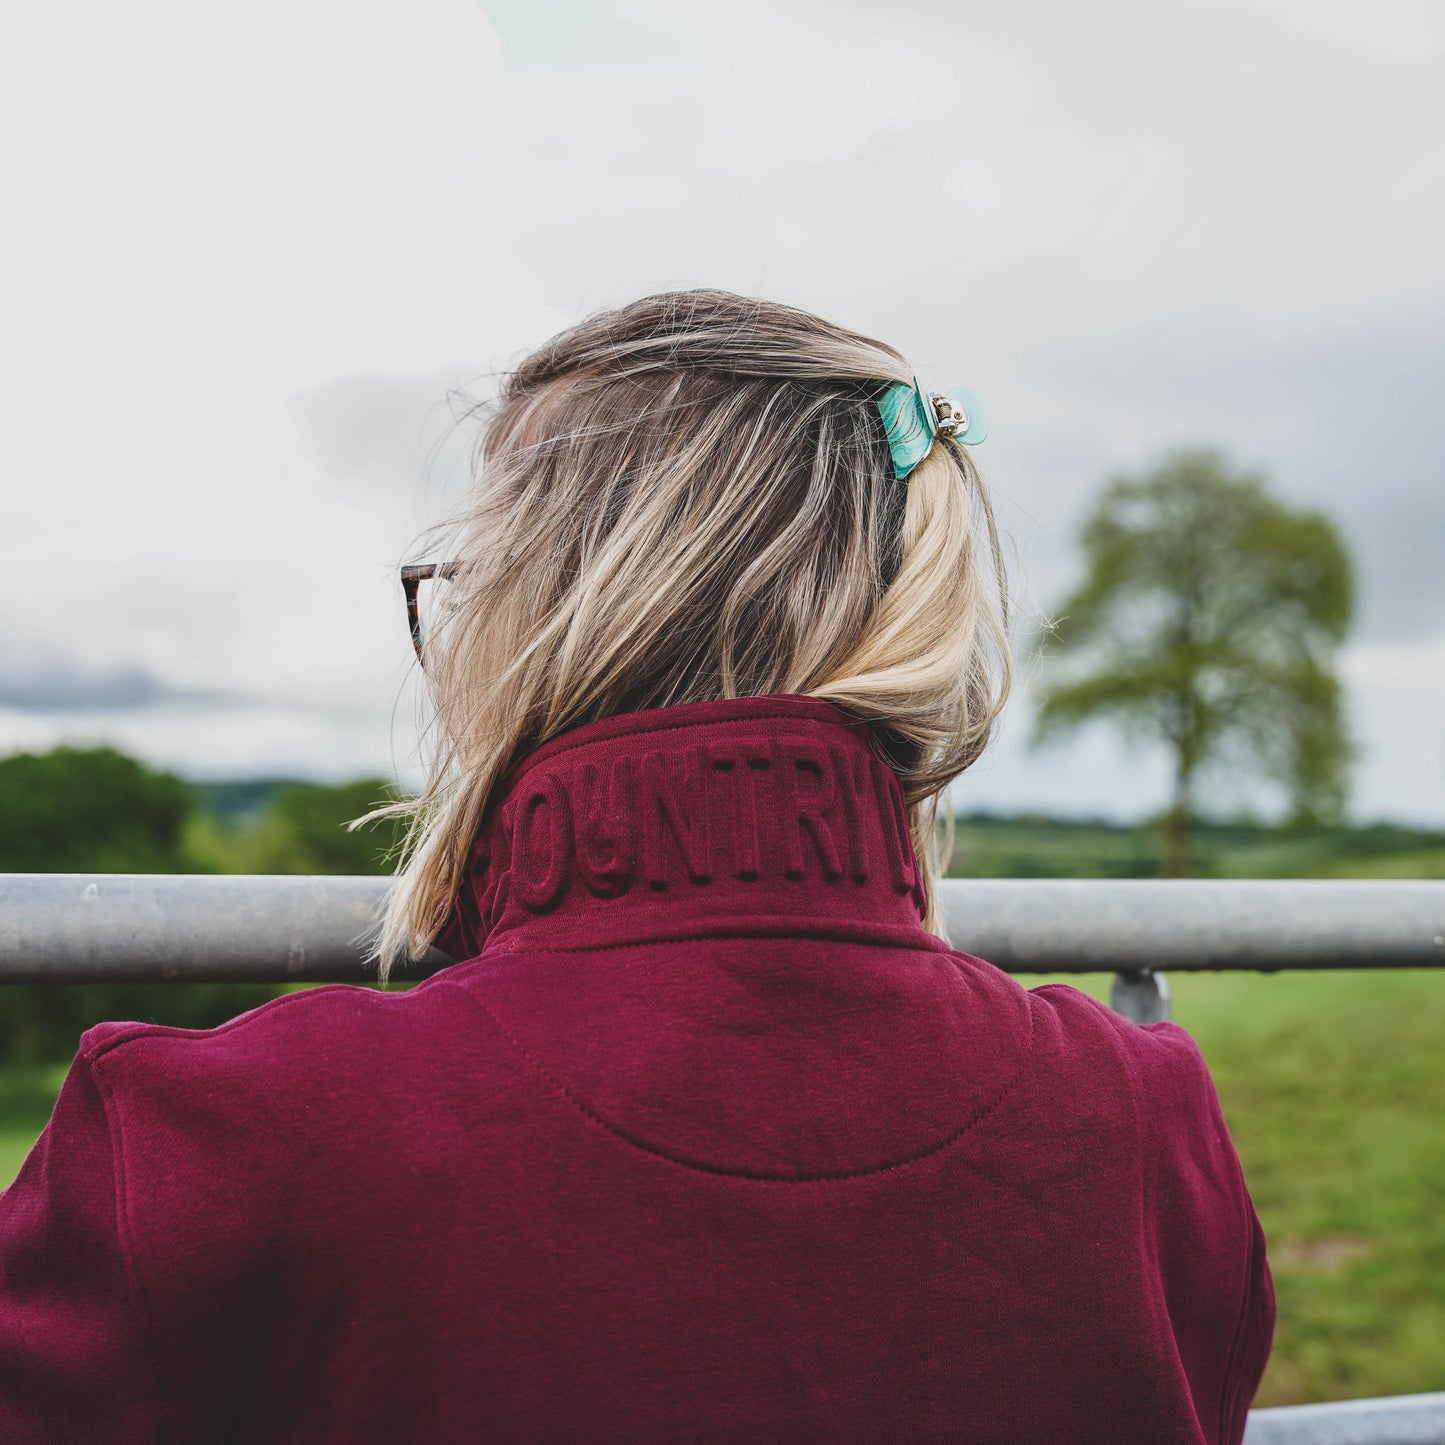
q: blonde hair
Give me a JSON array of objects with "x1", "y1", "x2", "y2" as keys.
[{"x1": 372, "y1": 289, "x2": 1011, "y2": 977}]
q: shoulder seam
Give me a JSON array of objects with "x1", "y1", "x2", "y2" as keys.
[
  {"x1": 81, "y1": 984, "x2": 388, "y2": 1063},
  {"x1": 85, "y1": 1055, "x2": 169, "y2": 1444},
  {"x1": 1123, "y1": 1024, "x2": 1257, "y2": 1441},
  {"x1": 1212, "y1": 1082, "x2": 1261, "y2": 1436}
]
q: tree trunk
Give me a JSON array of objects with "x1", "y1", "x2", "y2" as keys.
[
  {"x1": 1161, "y1": 745, "x2": 1193, "y2": 878},
  {"x1": 1160, "y1": 804, "x2": 1191, "y2": 877}
]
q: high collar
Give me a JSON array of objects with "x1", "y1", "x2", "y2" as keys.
[{"x1": 436, "y1": 694, "x2": 933, "y2": 961}]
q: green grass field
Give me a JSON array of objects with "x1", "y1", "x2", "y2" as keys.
[
  {"x1": 1046, "y1": 969, "x2": 1445, "y2": 1406},
  {"x1": 2, "y1": 968, "x2": 1440, "y2": 1407},
  {"x1": 947, "y1": 813, "x2": 1445, "y2": 881}
]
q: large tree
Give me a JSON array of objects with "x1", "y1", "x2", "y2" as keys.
[{"x1": 1034, "y1": 449, "x2": 1354, "y2": 875}]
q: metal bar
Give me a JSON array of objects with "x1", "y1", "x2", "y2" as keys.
[
  {"x1": 1109, "y1": 967, "x2": 1171, "y2": 1024},
  {"x1": 940, "y1": 878, "x2": 1445, "y2": 975},
  {"x1": 0, "y1": 874, "x2": 1441, "y2": 985},
  {"x1": 0, "y1": 874, "x2": 416, "y2": 984},
  {"x1": 1244, "y1": 1390, "x2": 1445, "y2": 1444}
]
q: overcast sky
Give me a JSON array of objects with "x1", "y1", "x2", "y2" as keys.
[{"x1": 2, "y1": 0, "x2": 1442, "y2": 824}]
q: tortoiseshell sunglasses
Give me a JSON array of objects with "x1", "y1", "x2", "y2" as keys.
[{"x1": 400, "y1": 562, "x2": 460, "y2": 664}]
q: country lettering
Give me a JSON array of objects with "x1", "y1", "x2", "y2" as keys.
[{"x1": 493, "y1": 736, "x2": 914, "y2": 913}]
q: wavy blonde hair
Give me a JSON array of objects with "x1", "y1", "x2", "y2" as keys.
[{"x1": 371, "y1": 289, "x2": 1011, "y2": 977}]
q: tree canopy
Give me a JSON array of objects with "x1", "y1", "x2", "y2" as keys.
[
  {"x1": 1034, "y1": 449, "x2": 1355, "y2": 874},
  {"x1": 241, "y1": 779, "x2": 407, "y2": 875},
  {"x1": 0, "y1": 746, "x2": 192, "y2": 873}
]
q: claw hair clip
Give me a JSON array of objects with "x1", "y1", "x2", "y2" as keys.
[{"x1": 877, "y1": 377, "x2": 988, "y2": 481}]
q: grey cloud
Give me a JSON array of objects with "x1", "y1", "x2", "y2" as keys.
[{"x1": 0, "y1": 662, "x2": 246, "y2": 714}]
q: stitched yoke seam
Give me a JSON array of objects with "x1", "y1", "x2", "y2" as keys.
[
  {"x1": 80, "y1": 984, "x2": 381, "y2": 1062},
  {"x1": 87, "y1": 1057, "x2": 168, "y2": 1445},
  {"x1": 1213, "y1": 1092, "x2": 1261, "y2": 1438},
  {"x1": 440, "y1": 977, "x2": 1036, "y2": 1184},
  {"x1": 483, "y1": 925, "x2": 952, "y2": 958},
  {"x1": 1122, "y1": 1034, "x2": 1202, "y2": 1439}
]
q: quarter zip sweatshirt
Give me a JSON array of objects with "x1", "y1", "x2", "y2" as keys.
[{"x1": 0, "y1": 694, "x2": 1274, "y2": 1443}]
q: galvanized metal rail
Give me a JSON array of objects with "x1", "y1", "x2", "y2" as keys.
[
  {"x1": 1244, "y1": 1391, "x2": 1445, "y2": 1443},
  {"x1": 1, "y1": 875, "x2": 1441, "y2": 1023}
]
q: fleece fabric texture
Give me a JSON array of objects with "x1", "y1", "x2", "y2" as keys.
[{"x1": 0, "y1": 694, "x2": 1274, "y2": 1443}]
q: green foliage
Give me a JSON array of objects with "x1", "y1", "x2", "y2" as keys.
[
  {"x1": 1035, "y1": 450, "x2": 1356, "y2": 872},
  {"x1": 0, "y1": 747, "x2": 192, "y2": 873},
  {"x1": 0, "y1": 753, "x2": 407, "y2": 1063},
  {"x1": 188, "y1": 778, "x2": 298, "y2": 825},
  {"x1": 0, "y1": 1062, "x2": 70, "y2": 1186},
  {"x1": 230, "y1": 779, "x2": 408, "y2": 875},
  {"x1": 1028, "y1": 969, "x2": 1445, "y2": 1406}
]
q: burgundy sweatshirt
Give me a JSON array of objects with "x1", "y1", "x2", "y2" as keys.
[{"x1": 0, "y1": 695, "x2": 1273, "y2": 1443}]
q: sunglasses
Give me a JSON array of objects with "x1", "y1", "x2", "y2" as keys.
[{"x1": 400, "y1": 562, "x2": 460, "y2": 664}]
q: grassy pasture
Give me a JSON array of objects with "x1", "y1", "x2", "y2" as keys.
[{"x1": 1041, "y1": 968, "x2": 1445, "y2": 1406}]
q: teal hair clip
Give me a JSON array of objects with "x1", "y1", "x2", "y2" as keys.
[{"x1": 877, "y1": 377, "x2": 988, "y2": 480}]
